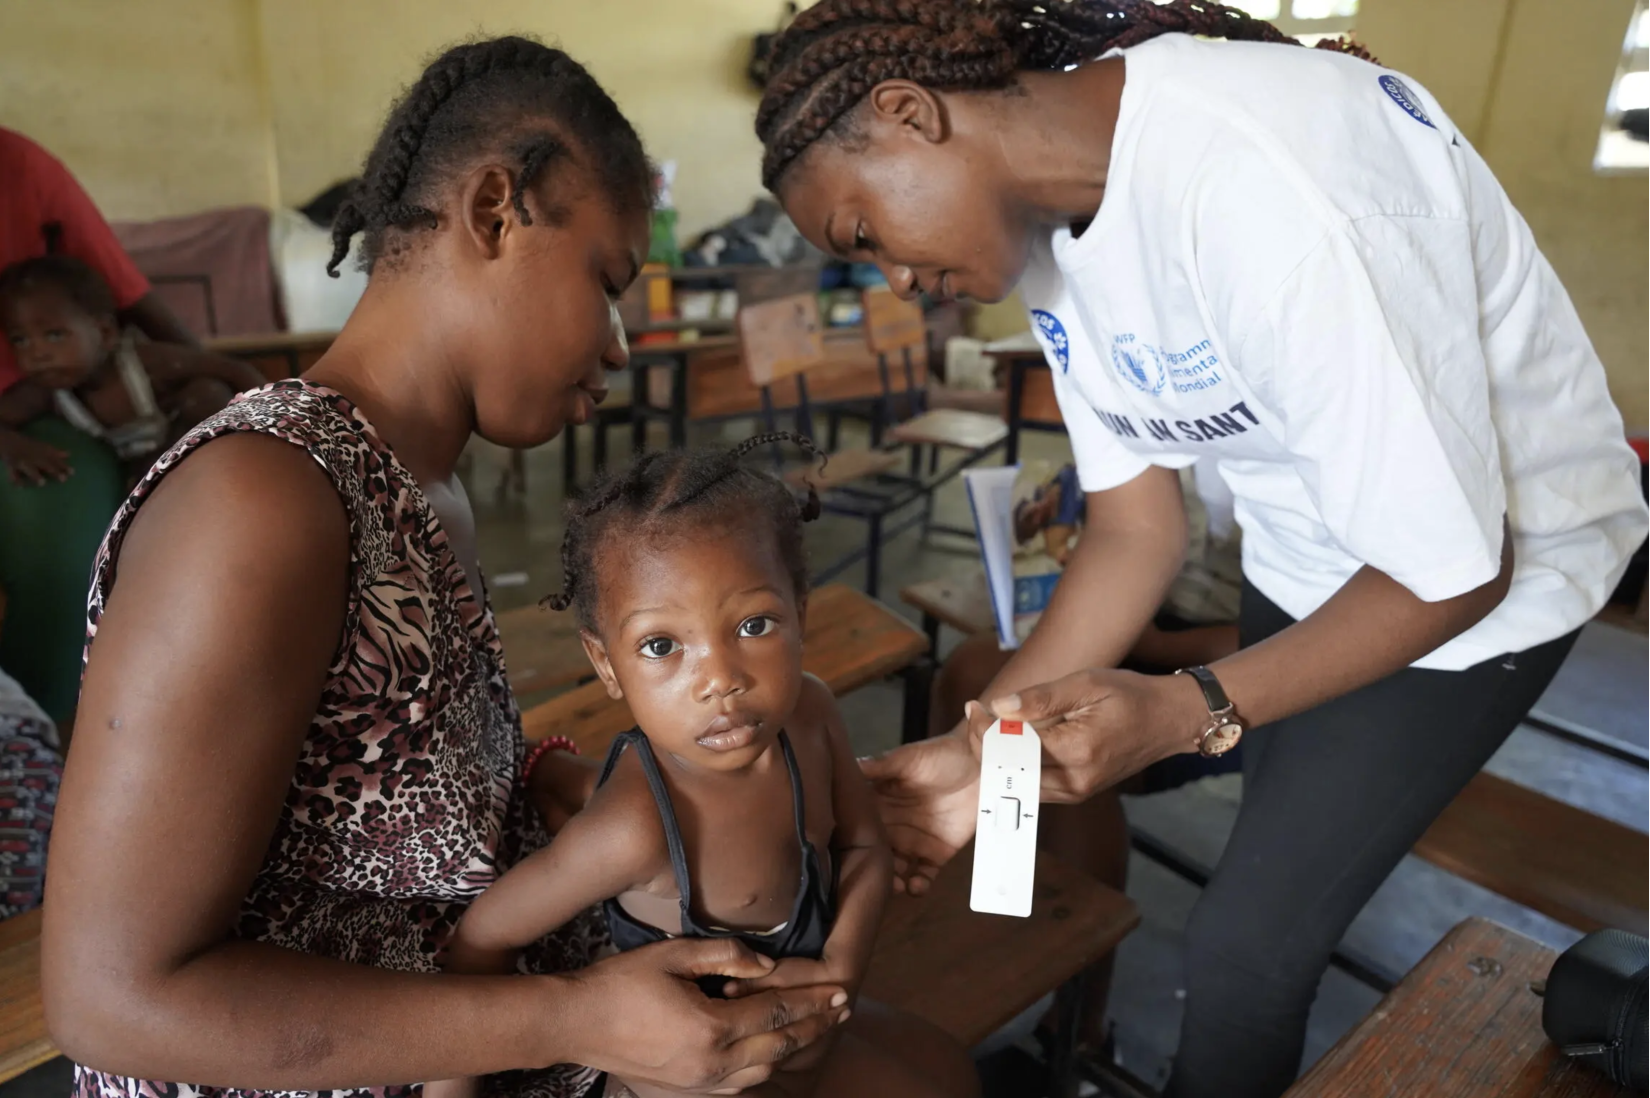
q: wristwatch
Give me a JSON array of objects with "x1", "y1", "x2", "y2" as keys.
[{"x1": 1174, "y1": 665, "x2": 1245, "y2": 757}]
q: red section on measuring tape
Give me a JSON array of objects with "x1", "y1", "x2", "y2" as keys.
[{"x1": 1000, "y1": 720, "x2": 1023, "y2": 736}]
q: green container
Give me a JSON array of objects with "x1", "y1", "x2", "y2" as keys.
[
  {"x1": 0, "y1": 417, "x2": 125, "y2": 725},
  {"x1": 649, "y1": 207, "x2": 681, "y2": 268}
]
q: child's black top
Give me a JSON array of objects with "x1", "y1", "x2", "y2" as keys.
[{"x1": 594, "y1": 728, "x2": 836, "y2": 988}]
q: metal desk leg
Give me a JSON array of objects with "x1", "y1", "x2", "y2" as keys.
[
  {"x1": 1048, "y1": 971, "x2": 1091, "y2": 1098},
  {"x1": 562, "y1": 423, "x2": 577, "y2": 497},
  {"x1": 901, "y1": 658, "x2": 934, "y2": 745},
  {"x1": 1006, "y1": 355, "x2": 1027, "y2": 467},
  {"x1": 631, "y1": 359, "x2": 648, "y2": 456},
  {"x1": 669, "y1": 353, "x2": 689, "y2": 448}
]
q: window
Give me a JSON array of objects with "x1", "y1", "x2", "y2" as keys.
[
  {"x1": 1596, "y1": 3, "x2": 1650, "y2": 171},
  {"x1": 1228, "y1": 0, "x2": 1359, "y2": 43}
]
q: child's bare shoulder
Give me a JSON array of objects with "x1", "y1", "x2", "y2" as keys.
[
  {"x1": 792, "y1": 673, "x2": 846, "y2": 741},
  {"x1": 570, "y1": 746, "x2": 672, "y2": 871},
  {"x1": 788, "y1": 673, "x2": 849, "y2": 773}
]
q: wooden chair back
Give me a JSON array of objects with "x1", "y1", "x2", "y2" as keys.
[
  {"x1": 737, "y1": 292, "x2": 826, "y2": 387},
  {"x1": 861, "y1": 287, "x2": 926, "y2": 354}
]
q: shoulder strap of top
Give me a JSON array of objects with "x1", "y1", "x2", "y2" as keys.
[
  {"x1": 598, "y1": 730, "x2": 695, "y2": 921},
  {"x1": 776, "y1": 730, "x2": 809, "y2": 848},
  {"x1": 114, "y1": 333, "x2": 160, "y2": 418},
  {"x1": 52, "y1": 389, "x2": 105, "y2": 438}
]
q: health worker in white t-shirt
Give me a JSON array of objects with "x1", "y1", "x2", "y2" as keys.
[{"x1": 756, "y1": 2, "x2": 1649, "y2": 1096}]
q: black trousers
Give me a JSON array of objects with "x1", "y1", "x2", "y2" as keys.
[{"x1": 1164, "y1": 584, "x2": 1578, "y2": 1098}]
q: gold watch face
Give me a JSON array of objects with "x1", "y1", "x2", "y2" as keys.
[{"x1": 1199, "y1": 720, "x2": 1244, "y2": 757}]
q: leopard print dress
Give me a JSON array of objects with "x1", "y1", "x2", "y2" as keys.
[{"x1": 75, "y1": 380, "x2": 606, "y2": 1098}]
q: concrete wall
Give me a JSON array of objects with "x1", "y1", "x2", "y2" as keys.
[
  {"x1": 256, "y1": 0, "x2": 779, "y2": 238},
  {"x1": 0, "y1": 0, "x2": 277, "y2": 219},
  {"x1": 0, "y1": 0, "x2": 781, "y2": 238}
]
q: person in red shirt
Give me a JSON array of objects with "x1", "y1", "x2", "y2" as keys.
[{"x1": 0, "y1": 127, "x2": 196, "y2": 482}]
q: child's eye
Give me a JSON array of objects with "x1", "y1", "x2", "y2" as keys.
[
  {"x1": 639, "y1": 636, "x2": 681, "y2": 660},
  {"x1": 854, "y1": 226, "x2": 871, "y2": 252},
  {"x1": 738, "y1": 616, "x2": 776, "y2": 638}
]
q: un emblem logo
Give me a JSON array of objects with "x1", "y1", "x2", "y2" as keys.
[
  {"x1": 1111, "y1": 337, "x2": 1166, "y2": 395},
  {"x1": 1030, "y1": 310, "x2": 1070, "y2": 372}
]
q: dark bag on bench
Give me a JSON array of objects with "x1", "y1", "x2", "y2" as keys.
[{"x1": 1541, "y1": 928, "x2": 1647, "y2": 1092}]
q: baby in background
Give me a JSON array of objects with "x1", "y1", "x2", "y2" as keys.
[
  {"x1": 0, "y1": 255, "x2": 265, "y2": 482},
  {"x1": 429, "y1": 436, "x2": 978, "y2": 1098}
]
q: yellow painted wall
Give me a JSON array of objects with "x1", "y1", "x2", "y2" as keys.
[
  {"x1": 0, "y1": 0, "x2": 276, "y2": 220},
  {"x1": 258, "y1": 0, "x2": 780, "y2": 239},
  {"x1": 0, "y1": 0, "x2": 780, "y2": 238}
]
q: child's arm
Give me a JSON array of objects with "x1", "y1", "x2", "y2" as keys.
[
  {"x1": 445, "y1": 778, "x2": 662, "y2": 976},
  {"x1": 809, "y1": 675, "x2": 893, "y2": 1000},
  {"x1": 725, "y1": 676, "x2": 893, "y2": 1085},
  {"x1": 0, "y1": 383, "x2": 70, "y2": 485},
  {"x1": 136, "y1": 343, "x2": 268, "y2": 396}
]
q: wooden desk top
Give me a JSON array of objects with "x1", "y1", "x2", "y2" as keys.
[
  {"x1": 865, "y1": 846, "x2": 1138, "y2": 1047},
  {"x1": 521, "y1": 584, "x2": 927, "y2": 752},
  {"x1": 628, "y1": 333, "x2": 739, "y2": 358},
  {"x1": 1287, "y1": 918, "x2": 1625, "y2": 1098},
  {"x1": 900, "y1": 569, "x2": 994, "y2": 638},
  {"x1": 204, "y1": 330, "x2": 338, "y2": 356}
]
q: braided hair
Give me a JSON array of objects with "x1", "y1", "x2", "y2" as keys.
[
  {"x1": 328, "y1": 35, "x2": 653, "y2": 277},
  {"x1": 756, "y1": 0, "x2": 1376, "y2": 190},
  {"x1": 547, "y1": 434, "x2": 826, "y2": 632}
]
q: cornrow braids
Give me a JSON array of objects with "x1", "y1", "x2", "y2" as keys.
[
  {"x1": 756, "y1": 0, "x2": 1376, "y2": 190},
  {"x1": 545, "y1": 434, "x2": 827, "y2": 632},
  {"x1": 327, "y1": 35, "x2": 653, "y2": 277}
]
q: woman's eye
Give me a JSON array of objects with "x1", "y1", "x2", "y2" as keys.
[
  {"x1": 738, "y1": 616, "x2": 776, "y2": 638},
  {"x1": 640, "y1": 637, "x2": 681, "y2": 660}
]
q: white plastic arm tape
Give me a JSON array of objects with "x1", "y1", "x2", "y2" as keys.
[{"x1": 969, "y1": 718, "x2": 1041, "y2": 917}]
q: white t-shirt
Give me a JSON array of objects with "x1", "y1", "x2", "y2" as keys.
[{"x1": 1023, "y1": 34, "x2": 1647, "y2": 671}]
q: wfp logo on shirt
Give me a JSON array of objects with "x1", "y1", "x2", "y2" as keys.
[
  {"x1": 1030, "y1": 310, "x2": 1070, "y2": 372},
  {"x1": 1111, "y1": 334, "x2": 1167, "y2": 396},
  {"x1": 1379, "y1": 75, "x2": 1435, "y2": 129}
]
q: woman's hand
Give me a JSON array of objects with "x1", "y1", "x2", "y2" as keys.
[
  {"x1": 0, "y1": 429, "x2": 72, "y2": 485},
  {"x1": 858, "y1": 720, "x2": 984, "y2": 897},
  {"x1": 988, "y1": 667, "x2": 1206, "y2": 802},
  {"x1": 555, "y1": 937, "x2": 849, "y2": 1094}
]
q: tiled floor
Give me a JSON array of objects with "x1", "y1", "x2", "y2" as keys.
[{"x1": 7, "y1": 418, "x2": 1643, "y2": 1098}]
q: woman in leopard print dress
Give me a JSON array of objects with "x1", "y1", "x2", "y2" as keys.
[{"x1": 42, "y1": 38, "x2": 846, "y2": 1098}]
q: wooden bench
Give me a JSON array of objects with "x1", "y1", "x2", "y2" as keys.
[
  {"x1": 495, "y1": 602, "x2": 588, "y2": 698},
  {"x1": 900, "y1": 572, "x2": 1650, "y2": 939},
  {"x1": 1286, "y1": 917, "x2": 1623, "y2": 1097},
  {"x1": 0, "y1": 909, "x2": 51, "y2": 1084},
  {"x1": 520, "y1": 583, "x2": 932, "y2": 751}
]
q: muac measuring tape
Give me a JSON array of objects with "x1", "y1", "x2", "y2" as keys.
[{"x1": 969, "y1": 718, "x2": 1042, "y2": 917}]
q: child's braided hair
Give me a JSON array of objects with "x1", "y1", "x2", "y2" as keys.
[
  {"x1": 327, "y1": 35, "x2": 653, "y2": 277},
  {"x1": 756, "y1": 0, "x2": 1376, "y2": 190},
  {"x1": 547, "y1": 433, "x2": 828, "y2": 631}
]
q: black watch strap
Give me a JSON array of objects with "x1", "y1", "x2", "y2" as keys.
[{"x1": 1177, "y1": 665, "x2": 1233, "y2": 714}]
